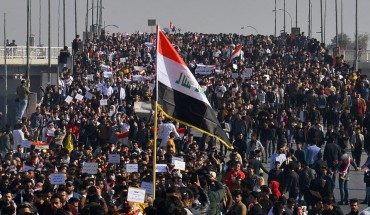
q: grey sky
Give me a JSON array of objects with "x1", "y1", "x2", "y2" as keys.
[{"x1": 1, "y1": 0, "x2": 369, "y2": 49}]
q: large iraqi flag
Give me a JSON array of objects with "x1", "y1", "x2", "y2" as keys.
[{"x1": 156, "y1": 27, "x2": 233, "y2": 149}]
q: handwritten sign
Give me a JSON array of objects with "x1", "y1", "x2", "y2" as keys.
[
  {"x1": 65, "y1": 96, "x2": 73, "y2": 104},
  {"x1": 120, "y1": 57, "x2": 126, "y2": 63},
  {"x1": 155, "y1": 164, "x2": 168, "y2": 173},
  {"x1": 82, "y1": 162, "x2": 98, "y2": 174},
  {"x1": 127, "y1": 187, "x2": 146, "y2": 203},
  {"x1": 50, "y1": 173, "x2": 65, "y2": 185},
  {"x1": 108, "y1": 154, "x2": 121, "y2": 164},
  {"x1": 141, "y1": 182, "x2": 153, "y2": 195},
  {"x1": 173, "y1": 160, "x2": 186, "y2": 170},
  {"x1": 75, "y1": 94, "x2": 84, "y2": 101},
  {"x1": 85, "y1": 92, "x2": 93, "y2": 100},
  {"x1": 100, "y1": 99, "x2": 108, "y2": 106},
  {"x1": 22, "y1": 140, "x2": 32, "y2": 148},
  {"x1": 126, "y1": 164, "x2": 138, "y2": 173}
]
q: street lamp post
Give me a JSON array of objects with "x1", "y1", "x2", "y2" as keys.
[
  {"x1": 85, "y1": 6, "x2": 104, "y2": 40},
  {"x1": 273, "y1": 9, "x2": 292, "y2": 33},
  {"x1": 355, "y1": 0, "x2": 358, "y2": 71},
  {"x1": 241, "y1": 26, "x2": 259, "y2": 35},
  {"x1": 274, "y1": 0, "x2": 277, "y2": 36},
  {"x1": 4, "y1": 13, "x2": 8, "y2": 124},
  {"x1": 283, "y1": 0, "x2": 286, "y2": 34}
]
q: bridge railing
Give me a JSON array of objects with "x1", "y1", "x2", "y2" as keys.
[{"x1": 0, "y1": 46, "x2": 66, "y2": 60}]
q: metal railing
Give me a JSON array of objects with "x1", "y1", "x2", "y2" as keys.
[
  {"x1": 0, "y1": 46, "x2": 66, "y2": 60},
  {"x1": 335, "y1": 49, "x2": 370, "y2": 62}
]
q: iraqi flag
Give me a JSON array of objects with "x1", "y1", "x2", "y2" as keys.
[
  {"x1": 226, "y1": 44, "x2": 242, "y2": 64},
  {"x1": 156, "y1": 26, "x2": 233, "y2": 149}
]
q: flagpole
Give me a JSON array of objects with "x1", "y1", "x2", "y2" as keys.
[{"x1": 152, "y1": 24, "x2": 159, "y2": 200}]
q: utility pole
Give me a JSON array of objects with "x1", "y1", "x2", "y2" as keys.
[
  {"x1": 274, "y1": 0, "x2": 277, "y2": 37},
  {"x1": 99, "y1": 0, "x2": 103, "y2": 31},
  {"x1": 341, "y1": 0, "x2": 343, "y2": 41},
  {"x1": 96, "y1": 0, "x2": 99, "y2": 32},
  {"x1": 4, "y1": 13, "x2": 8, "y2": 124}
]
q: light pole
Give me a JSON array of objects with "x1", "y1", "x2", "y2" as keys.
[
  {"x1": 4, "y1": 13, "x2": 8, "y2": 124},
  {"x1": 274, "y1": 0, "x2": 277, "y2": 36},
  {"x1": 320, "y1": 0, "x2": 324, "y2": 42},
  {"x1": 335, "y1": 0, "x2": 339, "y2": 47},
  {"x1": 103, "y1": 24, "x2": 119, "y2": 31},
  {"x1": 273, "y1": 9, "x2": 292, "y2": 33},
  {"x1": 295, "y1": 0, "x2": 298, "y2": 28},
  {"x1": 85, "y1": 6, "x2": 104, "y2": 40},
  {"x1": 355, "y1": 0, "x2": 358, "y2": 71},
  {"x1": 241, "y1": 26, "x2": 259, "y2": 35}
]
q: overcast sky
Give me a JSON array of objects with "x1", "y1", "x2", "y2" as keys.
[{"x1": 1, "y1": 0, "x2": 369, "y2": 49}]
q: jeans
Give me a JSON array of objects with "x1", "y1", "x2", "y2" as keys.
[
  {"x1": 339, "y1": 179, "x2": 348, "y2": 203},
  {"x1": 18, "y1": 99, "x2": 28, "y2": 119}
]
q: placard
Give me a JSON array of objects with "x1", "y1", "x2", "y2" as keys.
[
  {"x1": 155, "y1": 164, "x2": 167, "y2": 173},
  {"x1": 120, "y1": 57, "x2": 126, "y2": 63},
  {"x1": 65, "y1": 96, "x2": 73, "y2": 104},
  {"x1": 22, "y1": 140, "x2": 32, "y2": 148},
  {"x1": 75, "y1": 94, "x2": 84, "y2": 101},
  {"x1": 82, "y1": 162, "x2": 98, "y2": 174},
  {"x1": 108, "y1": 154, "x2": 121, "y2": 164},
  {"x1": 84, "y1": 86, "x2": 90, "y2": 91},
  {"x1": 173, "y1": 160, "x2": 186, "y2": 170},
  {"x1": 126, "y1": 164, "x2": 138, "y2": 173},
  {"x1": 100, "y1": 99, "x2": 108, "y2": 106},
  {"x1": 50, "y1": 173, "x2": 65, "y2": 185},
  {"x1": 141, "y1": 182, "x2": 153, "y2": 195},
  {"x1": 127, "y1": 187, "x2": 146, "y2": 203},
  {"x1": 23, "y1": 165, "x2": 35, "y2": 172},
  {"x1": 171, "y1": 156, "x2": 184, "y2": 165},
  {"x1": 86, "y1": 74, "x2": 94, "y2": 80},
  {"x1": 85, "y1": 92, "x2": 93, "y2": 100},
  {"x1": 195, "y1": 64, "x2": 215, "y2": 75},
  {"x1": 103, "y1": 71, "x2": 113, "y2": 78}
]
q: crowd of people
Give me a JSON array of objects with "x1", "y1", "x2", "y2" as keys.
[{"x1": 1, "y1": 29, "x2": 370, "y2": 215}]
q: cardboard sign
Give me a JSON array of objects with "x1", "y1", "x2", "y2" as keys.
[
  {"x1": 75, "y1": 94, "x2": 84, "y2": 101},
  {"x1": 100, "y1": 99, "x2": 108, "y2": 106},
  {"x1": 126, "y1": 164, "x2": 138, "y2": 173},
  {"x1": 173, "y1": 160, "x2": 186, "y2": 170},
  {"x1": 127, "y1": 187, "x2": 146, "y2": 203},
  {"x1": 85, "y1": 92, "x2": 93, "y2": 100},
  {"x1": 22, "y1": 140, "x2": 32, "y2": 148},
  {"x1": 65, "y1": 96, "x2": 73, "y2": 104},
  {"x1": 50, "y1": 173, "x2": 65, "y2": 185},
  {"x1": 155, "y1": 164, "x2": 167, "y2": 173},
  {"x1": 141, "y1": 182, "x2": 153, "y2": 195},
  {"x1": 108, "y1": 154, "x2": 121, "y2": 164},
  {"x1": 82, "y1": 162, "x2": 98, "y2": 174}
]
